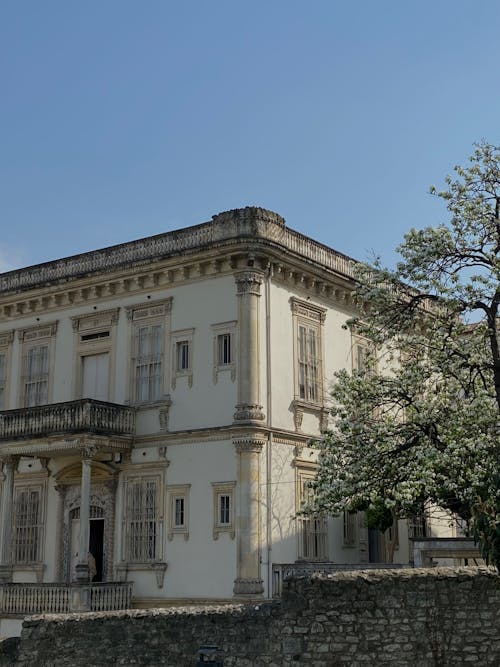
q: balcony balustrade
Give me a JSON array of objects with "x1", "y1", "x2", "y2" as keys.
[
  {"x1": 0, "y1": 399, "x2": 135, "y2": 441},
  {"x1": 0, "y1": 581, "x2": 133, "y2": 614}
]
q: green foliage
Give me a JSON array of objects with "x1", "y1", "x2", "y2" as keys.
[{"x1": 312, "y1": 142, "x2": 500, "y2": 569}]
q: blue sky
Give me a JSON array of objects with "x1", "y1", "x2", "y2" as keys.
[{"x1": 1, "y1": 1, "x2": 500, "y2": 272}]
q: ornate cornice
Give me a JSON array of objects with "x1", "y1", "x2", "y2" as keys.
[{"x1": 0, "y1": 207, "x2": 356, "y2": 299}]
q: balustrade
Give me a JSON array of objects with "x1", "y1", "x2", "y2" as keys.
[
  {"x1": 0, "y1": 399, "x2": 135, "y2": 441},
  {"x1": 0, "y1": 582, "x2": 133, "y2": 614}
]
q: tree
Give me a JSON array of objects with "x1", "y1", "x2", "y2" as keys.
[{"x1": 311, "y1": 142, "x2": 500, "y2": 568}]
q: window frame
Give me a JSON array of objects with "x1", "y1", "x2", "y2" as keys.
[
  {"x1": 211, "y1": 481, "x2": 236, "y2": 540},
  {"x1": 13, "y1": 482, "x2": 46, "y2": 565},
  {"x1": 167, "y1": 484, "x2": 190, "y2": 540},
  {"x1": 126, "y1": 299, "x2": 172, "y2": 405},
  {"x1": 122, "y1": 473, "x2": 163, "y2": 563},
  {"x1": 290, "y1": 298, "x2": 326, "y2": 407},
  {"x1": 295, "y1": 467, "x2": 328, "y2": 561},
  {"x1": 18, "y1": 323, "x2": 57, "y2": 408},
  {"x1": 211, "y1": 322, "x2": 237, "y2": 384},
  {"x1": 171, "y1": 328, "x2": 194, "y2": 390}
]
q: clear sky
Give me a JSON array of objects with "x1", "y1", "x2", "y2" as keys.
[{"x1": 2, "y1": 1, "x2": 500, "y2": 273}]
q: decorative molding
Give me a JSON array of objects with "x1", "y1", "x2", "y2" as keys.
[
  {"x1": 125, "y1": 298, "x2": 173, "y2": 321},
  {"x1": 234, "y1": 271, "x2": 264, "y2": 296},
  {"x1": 212, "y1": 481, "x2": 236, "y2": 540},
  {"x1": 291, "y1": 400, "x2": 328, "y2": 434},
  {"x1": 233, "y1": 437, "x2": 265, "y2": 454},
  {"x1": 0, "y1": 330, "x2": 14, "y2": 347},
  {"x1": 17, "y1": 322, "x2": 58, "y2": 342},
  {"x1": 71, "y1": 308, "x2": 120, "y2": 332},
  {"x1": 158, "y1": 397, "x2": 173, "y2": 432},
  {"x1": 289, "y1": 296, "x2": 327, "y2": 323},
  {"x1": 233, "y1": 403, "x2": 265, "y2": 423}
]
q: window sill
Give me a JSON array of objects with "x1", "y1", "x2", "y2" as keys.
[
  {"x1": 115, "y1": 561, "x2": 167, "y2": 588},
  {"x1": 291, "y1": 399, "x2": 329, "y2": 433}
]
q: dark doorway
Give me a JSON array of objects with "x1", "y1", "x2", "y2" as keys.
[
  {"x1": 368, "y1": 528, "x2": 381, "y2": 563},
  {"x1": 89, "y1": 518, "x2": 105, "y2": 582}
]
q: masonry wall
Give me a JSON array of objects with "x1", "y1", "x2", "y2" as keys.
[{"x1": 2, "y1": 568, "x2": 500, "y2": 666}]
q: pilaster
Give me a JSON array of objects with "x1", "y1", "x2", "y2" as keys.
[
  {"x1": 233, "y1": 435, "x2": 265, "y2": 596},
  {"x1": 233, "y1": 271, "x2": 265, "y2": 424},
  {"x1": 0, "y1": 456, "x2": 19, "y2": 582}
]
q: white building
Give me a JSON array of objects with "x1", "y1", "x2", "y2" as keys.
[{"x1": 0, "y1": 207, "x2": 415, "y2": 632}]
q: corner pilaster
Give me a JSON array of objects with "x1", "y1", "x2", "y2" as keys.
[
  {"x1": 233, "y1": 435, "x2": 265, "y2": 596},
  {"x1": 233, "y1": 271, "x2": 265, "y2": 424}
]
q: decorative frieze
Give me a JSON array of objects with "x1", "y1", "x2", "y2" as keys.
[{"x1": 71, "y1": 308, "x2": 120, "y2": 332}]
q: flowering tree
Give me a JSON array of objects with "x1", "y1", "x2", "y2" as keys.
[{"x1": 312, "y1": 142, "x2": 500, "y2": 568}]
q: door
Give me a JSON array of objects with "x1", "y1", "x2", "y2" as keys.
[
  {"x1": 89, "y1": 519, "x2": 105, "y2": 582},
  {"x1": 82, "y1": 353, "x2": 110, "y2": 401}
]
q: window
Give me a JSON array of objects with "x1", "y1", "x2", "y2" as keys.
[
  {"x1": 167, "y1": 484, "x2": 190, "y2": 540},
  {"x1": 343, "y1": 511, "x2": 357, "y2": 547},
  {"x1": 177, "y1": 341, "x2": 190, "y2": 371},
  {"x1": 297, "y1": 473, "x2": 327, "y2": 560},
  {"x1": 171, "y1": 329, "x2": 194, "y2": 389},
  {"x1": 217, "y1": 334, "x2": 232, "y2": 365},
  {"x1": 298, "y1": 324, "x2": 320, "y2": 402},
  {"x1": 126, "y1": 299, "x2": 172, "y2": 403},
  {"x1": 211, "y1": 322, "x2": 237, "y2": 383},
  {"x1": 23, "y1": 345, "x2": 49, "y2": 407},
  {"x1": 290, "y1": 298, "x2": 326, "y2": 406},
  {"x1": 125, "y1": 476, "x2": 161, "y2": 562},
  {"x1": 212, "y1": 482, "x2": 236, "y2": 539},
  {"x1": 14, "y1": 487, "x2": 43, "y2": 564},
  {"x1": 134, "y1": 324, "x2": 163, "y2": 402}
]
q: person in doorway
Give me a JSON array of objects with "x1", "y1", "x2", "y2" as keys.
[{"x1": 88, "y1": 551, "x2": 97, "y2": 582}]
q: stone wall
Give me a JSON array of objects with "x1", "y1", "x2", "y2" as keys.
[{"x1": 2, "y1": 568, "x2": 500, "y2": 666}]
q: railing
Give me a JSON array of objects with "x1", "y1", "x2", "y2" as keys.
[
  {"x1": 272, "y1": 562, "x2": 407, "y2": 598},
  {"x1": 0, "y1": 582, "x2": 133, "y2": 615},
  {"x1": 0, "y1": 207, "x2": 357, "y2": 294},
  {"x1": 0, "y1": 399, "x2": 135, "y2": 441}
]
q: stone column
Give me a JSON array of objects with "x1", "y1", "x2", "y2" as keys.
[
  {"x1": 233, "y1": 271, "x2": 265, "y2": 423},
  {"x1": 75, "y1": 446, "x2": 95, "y2": 582},
  {"x1": 0, "y1": 456, "x2": 19, "y2": 582},
  {"x1": 233, "y1": 436, "x2": 265, "y2": 596}
]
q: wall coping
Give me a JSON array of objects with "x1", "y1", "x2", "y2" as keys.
[{"x1": 0, "y1": 207, "x2": 357, "y2": 295}]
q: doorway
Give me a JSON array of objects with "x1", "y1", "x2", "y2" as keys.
[
  {"x1": 69, "y1": 505, "x2": 106, "y2": 582},
  {"x1": 89, "y1": 519, "x2": 104, "y2": 582}
]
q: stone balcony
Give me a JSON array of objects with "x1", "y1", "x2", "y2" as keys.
[{"x1": 0, "y1": 399, "x2": 136, "y2": 442}]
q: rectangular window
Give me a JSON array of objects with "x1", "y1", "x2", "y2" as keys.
[
  {"x1": 176, "y1": 341, "x2": 190, "y2": 371},
  {"x1": 0, "y1": 352, "x2": 6, "y2": 410},
  {"x1": 212, "y1": 482, "x2": 236, "y2": 539},
  {"x1": 23, "y1": 345, "x2": 49, "y2": 407},
  {"x1": 167, "y1": 484, "x2": 190, "y2": 540},
  {"x1": 174, "y1": 497, "x2": 185, "y2": 527},
  {"x1": 297, "y1": 476, "x2": 327, "y2": 561},
  {"x1": 298, "y1": 325, "x2": 320, "y2": 402},
  {"x1": 134, "y1": 324, "x2": 163, "y2": 402},
  {"x1": 218, "y1": 494, "x2": 231, "y2": 525},
  {"x1": 343, "y1": 510, "x2": 357, "y2": 547},
  {"x1": 217, "y1": 333, "x2": 232, "y2": 365},
  {"x1": 290, "y1": 298, "x2": 325, "y2": 407},
  {"x1": 125, "y1": 477, "x2": 160, "y2": 562},
  {"x1": 14, "y1": 488, "x2": 43, "y2": 564}
]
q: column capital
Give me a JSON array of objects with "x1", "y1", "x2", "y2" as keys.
[
  {"x1": 233, "y1": 437, "x2": 265, "y2": 454},
  {"x1": 0, "y1": 455, "x2": 20, "y2": 472},
  {"x1": 80, "y1": 444, "x2": 97, "y2": 461},
  {"x1": 234, "y1": 270, "x2": 264, "y2": 296}
]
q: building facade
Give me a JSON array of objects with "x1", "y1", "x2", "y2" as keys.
[{"x1": 0, "y1": 207, "x2": 417, "y2": 629}]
